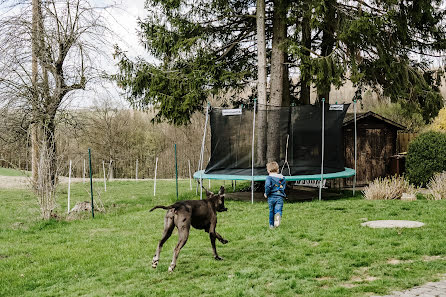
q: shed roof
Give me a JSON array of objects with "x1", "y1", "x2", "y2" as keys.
[{"x1": 343, "y1": 111, "x2": 406, "y2": 130}]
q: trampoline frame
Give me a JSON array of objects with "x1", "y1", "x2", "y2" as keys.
[{"x1": 194, "y1": 167, "x2": 356, "y2": 182}]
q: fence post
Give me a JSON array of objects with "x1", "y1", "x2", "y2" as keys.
[
  {"x1": 83, "y1": 159, "x2": 86, "y2": 183},
  {"x1": 102, "y1": 160, "x2": 106, "y2": 192},
  {"x1": 67, "y1": 160, "x2": 72, "y2": 213},
  {"x1": 154, "y1": 157, "x2": 158, "y2": 196},
  {"x1": 188, "y1": 160, "x2": 192, "y2": 190},
  {"x1": 88, "y1": 149, "x2": 94, "y2": 218},
  {"x1": 135, "y1": 159, "x2": 138, "y2": 180}
]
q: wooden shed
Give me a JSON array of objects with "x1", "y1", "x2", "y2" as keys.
[{"x1": 342, "y1": 111, "x2": 406, "y2": 186}]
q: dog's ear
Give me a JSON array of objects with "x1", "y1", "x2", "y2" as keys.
[
  {"x1": 202, "y1": 185, "x2": 213, "y2": 197},
  {"x1": 197, "y1": 180, "x2": 213, "y2": 197},
  {"x1": 218, "y1": 186, "x2": 225, "y2": 196},
  {"x1": 205, "y1": 188, "x2": 213, "y2": 197}
]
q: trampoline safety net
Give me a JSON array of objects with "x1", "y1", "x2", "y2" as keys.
[{"x1": 204, "y1": 103, "x2": 350, "y2": 176}]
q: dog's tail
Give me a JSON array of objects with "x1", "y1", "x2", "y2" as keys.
[{"x1": 149, "y1": 205, "x2": 171, "y2": 212}]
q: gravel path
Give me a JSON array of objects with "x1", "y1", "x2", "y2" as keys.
[
  {"x1": 0, "y1": 175, "x2": 168, "y2": 189},
  {"x1": 0, "y1": 176, "x2": 31, "y2": 189},
  {"x1": 372, "y1": 277, "x2": 446, "y2": 297},
  {"x1": 0, "y1": 175, "x2": 95, "y2": 189}
]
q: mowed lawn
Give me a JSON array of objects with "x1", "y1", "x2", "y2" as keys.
[{"x1": 1, "y1": 180, "x2": 446, "y2": 297}]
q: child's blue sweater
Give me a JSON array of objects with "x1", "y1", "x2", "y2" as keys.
[{"x1": 265, "y1": 173, "x2": 286, "y2": 198}]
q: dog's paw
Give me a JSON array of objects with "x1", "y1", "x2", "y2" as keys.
[
  {"x1": 168, "y1": 265, "x2": 175, "y2": 273},
  {"x1": 214, "y1": 256, "x2": 224, "y2": 261},
  {"x1": 151, "y1": 260, "x2": 158, "y2": 269},
  {"x1": 221, "y1": 239, "x2": 228, "y2": 244}
]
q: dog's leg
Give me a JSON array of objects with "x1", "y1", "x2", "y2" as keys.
[
  {"x1": 215, "y1": 232, "x2": 228, "y2": 244},
  {"x1": 152, "y1": 212, "x2": 174, "y2": 269},
  {"x1": 168, "y1": 222, "x2": 190, "y2": 272},
  {"x1": 208, "y1": 221, "x2": 223, "y2": 260},
  {"x1": 209, "y1": 231, "x2": 223, "y2": 260}
]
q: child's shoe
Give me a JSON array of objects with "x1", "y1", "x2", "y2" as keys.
[
  {"x1": 269, "y1": 225, "x2": 274, "y2": 229},
  {"x1": 274, "y1": 213, "x2": 281, "y2": 227}
]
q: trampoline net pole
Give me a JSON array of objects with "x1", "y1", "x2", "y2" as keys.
[
  {"x1": 199, "y1": 103, "x2": 210, "y2": 200},
  {"x1": 251, "y1": 99, "x2": 257, "y2": 204},
  {"x1": 353, "y1": 100, "x2": 357, "y2": 195},
  {"x1": 319, "y1": 99, "x2": 325, "y2": 201}
]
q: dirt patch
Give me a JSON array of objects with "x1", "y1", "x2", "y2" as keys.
[
  {"x1": 387, "y1": 258, "x2": 414, "y2": 265},
  {"x1": 340, "y1": 267, "x2": 380, "y2": 288},
  {"x1": 340, "y1": 283, "x2": 357, "y2": 288},
  {"x1": 11, "y1": 222, "x2": 24, "y2": 229},
  {"x1": 423, "y1": 255, "x2": 446, "y2": 262}
]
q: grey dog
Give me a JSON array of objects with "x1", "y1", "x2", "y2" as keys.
[{"x1": 149, "y1": 186, "x2": 228, "y2": 272}]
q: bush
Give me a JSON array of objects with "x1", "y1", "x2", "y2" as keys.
[
  {"x1": 430, "y1": 107, "x2": 446, "y2": 132},
  {"x1": 363, "y1": 176, "x2": 416, "y2": 200},
  {"x1": 406, "y1": 131, "x2": 446, "y2": 186},
  {"x1": 427, "y1": 171, "x2": 446, "y2": 200}
]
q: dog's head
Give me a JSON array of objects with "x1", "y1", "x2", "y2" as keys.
[{"x1": 205, "y1": 186, "x2": 227, "y2": 212}]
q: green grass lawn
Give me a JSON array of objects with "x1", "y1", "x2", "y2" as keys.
[
  {"x1": 0, "y1": 167, "x2": 30, "y2": 176},
  {"x1": 1, "y1": 180, "x2": 446, "y2": 297}
]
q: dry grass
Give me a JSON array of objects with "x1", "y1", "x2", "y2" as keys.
[
  {"x1": 362, "y1": 175, "x2": 416, "y2": 200},
  {"x1": 427, "y1": 171, "x2": 446, "y2": 200}
]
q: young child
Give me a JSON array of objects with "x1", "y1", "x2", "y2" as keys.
[{"x1": 264, "y1": 161, "x2": 286, "y2": 228}]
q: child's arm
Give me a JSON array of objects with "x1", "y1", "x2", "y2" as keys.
[
  {"x1": 264, "y1": 177, "x2": 272, "y2": 198},
  {"x1": 283, "y1": 178, "x2": 288, "y2": 200}
]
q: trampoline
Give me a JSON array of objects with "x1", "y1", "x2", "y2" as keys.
[
  {"x1": 195, "y1": 100, "x2": 358, "y2": 202},
  {"x1": 194, "y1": 167, "x2": 356, "y2": 182}
]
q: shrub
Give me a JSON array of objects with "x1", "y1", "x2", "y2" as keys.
[
  {"x1": 363, "y1": 176, "x2": 416, "y2": 200},
  {"x1": 406, "y1": 131, "x2": 446, "y2": 186},
  {"x1": 427, "y1": 171, "x2": 446, "y2": 200}
]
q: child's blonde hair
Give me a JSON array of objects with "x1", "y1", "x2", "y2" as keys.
[{"x1": 266, "y1": 161, "x2": 279, "y2": 173}]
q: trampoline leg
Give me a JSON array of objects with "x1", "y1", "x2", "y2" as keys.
[{"x1": 353, "y1": 175, "x2": 356, "y2": 196}]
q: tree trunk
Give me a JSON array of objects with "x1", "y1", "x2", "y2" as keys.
[
  {"x1": 256, "y1": 0, "x2": 267, "y2": 167},
  {"x1": 282, "y1": 57, "x2": 290, "y2": 107},
  {"x1": 300, "y1": 2, "x2": 311, "y2": 105},
  {"x1": 267, "y1": 0, "x2": 287, "y2": 162},
  {"x1": 108, "y1": 159, "x2": 114, "y2": 180},
  {"x1": 31, "y1": 0, "x2": 40, "y2": 185},
  {"x1": 43, "y1": 117, "x2": 58, "y2": 187},
  {"x1": 318, "y1": 0, "x2": 336, "y2": 104}
]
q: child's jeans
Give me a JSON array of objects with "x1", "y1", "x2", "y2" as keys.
[{"x1": 268, "y1": 196, "x2": 284, "y2": 226}]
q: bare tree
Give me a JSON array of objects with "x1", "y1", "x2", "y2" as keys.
[{"x1": 0, "y1": 0, "x2": 114, "y2": 218}]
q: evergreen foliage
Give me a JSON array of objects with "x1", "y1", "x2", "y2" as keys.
[
  {"x1": 406, "y1": 131, "x2": 446, "y2": 186},
  {"x1": 113, "y1": 0, "x2": 257, "y2": 125},
  {"x1": 114, "y1": 0, "x2": 446, "y2": 124}
]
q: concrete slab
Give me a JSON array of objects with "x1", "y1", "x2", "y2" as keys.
[{"x1": 361, "y1": 220, "x2": 424, "y2": 228}]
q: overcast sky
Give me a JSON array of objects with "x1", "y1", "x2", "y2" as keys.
[{"x1": 68, "y1": 0, "x2": 153, "y2": 109}]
